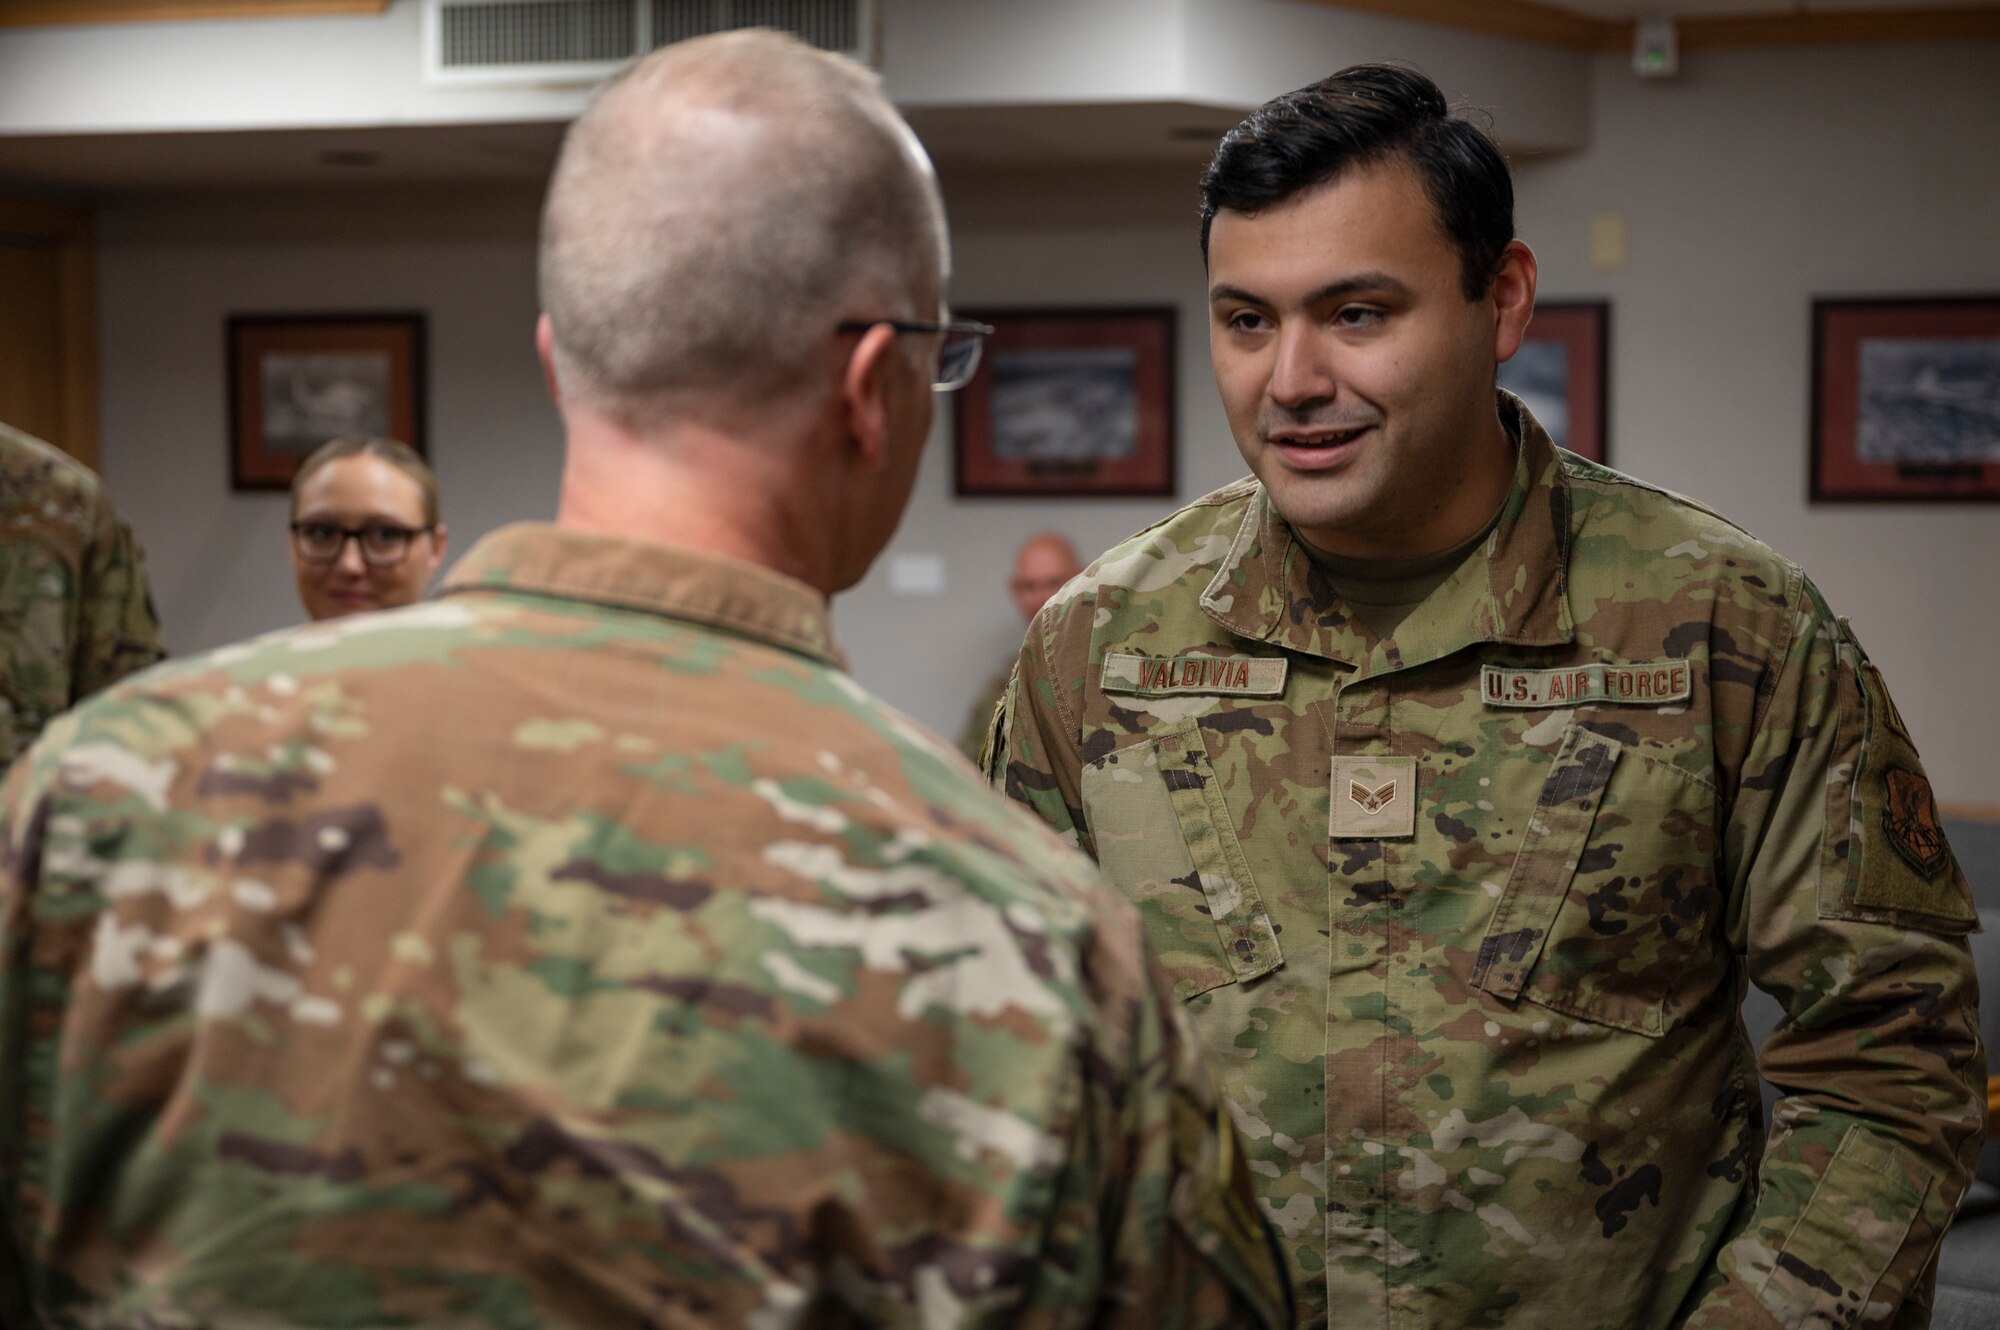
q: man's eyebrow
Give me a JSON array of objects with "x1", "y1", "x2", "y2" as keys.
[
  {"x1": 1307, "y1": 272, "x2": 1411, "y2": 304},
  {"x1": 1208, "y1": 272, "x2": 1413, "y2": 306}
]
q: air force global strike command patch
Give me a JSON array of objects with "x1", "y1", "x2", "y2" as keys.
[
  {"x1": 1481, "y1": 662, "x2": 1692, "y2": 708},
  {"x1": 1883, "y1": 767, "x2": 1950, "y2": 879}
]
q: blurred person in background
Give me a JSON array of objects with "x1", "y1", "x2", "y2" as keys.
[
  {"x1": 288, "y1": 435, "x2": 446, "y2": 620},
  {"x1": 0, "y1": 419, "x2": 164, "y2": 775},
  {"x1": 956, "y1": 529, "x2": 1082, "y2": 760}
]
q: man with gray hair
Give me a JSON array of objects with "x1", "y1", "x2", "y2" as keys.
[{"x1": 0, "y1": 30, "x2": 1289, "y2": 1330}]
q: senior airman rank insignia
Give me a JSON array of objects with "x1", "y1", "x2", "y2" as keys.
[{"x1": 1329, "y1": 756, "x2": 1416, "y2": 839}]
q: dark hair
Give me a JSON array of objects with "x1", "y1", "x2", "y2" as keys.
[{"x1": 1199, "y1": 64, "x2": 1514, "y2": 301}]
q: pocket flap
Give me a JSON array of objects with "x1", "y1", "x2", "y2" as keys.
[
  {"x1": 1155, "y1": 720, "x2": 1283, "y2": 985},
  {"x1": 1472, "y1": 725, "x2": 1622, "y2": 1003}
]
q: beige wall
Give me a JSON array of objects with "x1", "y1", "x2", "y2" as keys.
[
  {"x1": 93, "y1": 38, "x2": 2000, "y2": 802},
  {"x1": 95, "y1": 187, "x2": 555, "y2": 651},
  {"x1": 1514, "y1": 42, "x2": 2000, "y2": 804}
]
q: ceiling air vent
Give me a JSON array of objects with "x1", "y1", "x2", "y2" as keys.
[{"x1": 423, "y1": 0, "x2": 875, "y2": 88}]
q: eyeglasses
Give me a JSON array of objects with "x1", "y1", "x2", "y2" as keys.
[
  {"x1": 836, "y1": 318, "x2": 994, "y2": 392},
  {"x1": 290, "y1": 520, "x2": 433, "y2": 567}
]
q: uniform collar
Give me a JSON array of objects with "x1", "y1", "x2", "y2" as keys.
[
  {"x1": 1199, "y1": 392, "x2": 1574, "y2": 674},
  {"x1": 440, "y1": 523, "x2": 845, "y2": 669}
]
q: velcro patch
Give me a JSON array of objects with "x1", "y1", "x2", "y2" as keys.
[
  {"x1": 1481, "y1": 662, "x2": 1692, "y2": 708},
  {"x1": 1881, "y1": 768, "x2": 1950, "y2": 879},
  {"x1": 1329, "y1": 756, "x2": 1417, "y2": 840},
  {"x1": 1101, "y1": 652, "x2": 1287, "y2": 697}
]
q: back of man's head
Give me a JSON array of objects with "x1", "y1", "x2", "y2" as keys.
[
  {"x1": 539, "y1": 30, "x2": 945, "y2": 427},
  {"x1": 1199, "y1": 63, "x2": 1514, "y2": 301}
]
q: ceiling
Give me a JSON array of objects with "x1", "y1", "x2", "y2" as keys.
[
  {"x1": 0, "y1": 100, "x2": 1265, "y2": 194},
  {"x1": 0, "y1": 1, "x2": 1993, "y2": 195}
]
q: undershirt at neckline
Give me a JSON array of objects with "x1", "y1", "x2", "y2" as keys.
[{"x1": 1299, "y1": 500, "x2": 1505, "y2": 641}]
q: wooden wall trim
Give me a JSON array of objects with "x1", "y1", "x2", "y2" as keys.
[
  {"x1": 0, "y1": 197, "x2": 99, "y2": 471},
  {"x1": 1679, "y1": 9, "x2": 2000, "y2": 49},
  {"x1": 1300, "y1": 0, "x2": 1620, "y2": 51},
  {"x1": 0, "y1": 196, "x2": 84, "y2": 238},
  {"x1": 1941, "y1": 802, "x2": 2000, "y2": 827},
  {"x1": 0, "y1": 0, "x2": 387, "y2": 28},
  {"x1": 1308, "y1": 0, "x2": 2000, "y2": 52}
]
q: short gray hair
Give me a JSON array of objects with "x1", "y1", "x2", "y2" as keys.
[{"x1": 539, "y1": 30, "x2": 946, "y2": 424}]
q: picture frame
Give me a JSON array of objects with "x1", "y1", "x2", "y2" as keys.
[
  {"x1": 228, "y1": 312, "x2": 427, "y2": 491},
  {"x1": 1811, "y1": 296, "x2": 2000, "y2": 503},
  {"x1": 953, "y1": 307, "x2": 1175, "y2": 498},
  {"x1": 1498, "y1": 300, "x2": 1609, "y2": 463}
]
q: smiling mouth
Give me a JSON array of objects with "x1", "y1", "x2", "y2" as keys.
[{"x1": 1268, "y1": 425, "x2": 1374, "y2": 466}]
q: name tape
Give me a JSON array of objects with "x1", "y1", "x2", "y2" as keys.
[
  {"x1": 1101, "y1": 651, "x2": 1288, "y2": 697},
  {"x1": 1481, "y1": 661, "x2": 1692, "y2": 708}
]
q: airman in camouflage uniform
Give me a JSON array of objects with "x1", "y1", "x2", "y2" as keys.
[
  {"x1": 0, "y1": 422, "x2": 165, "y2": 773},
  {"x1": 991, "y1": 65, "x2": 1984, "y2": 1330},
  {"x1": 0, "y1": 32, "x2": 1288, "y2": 1330},
  {"x1": 956, "y1": 534, "x2": 1084, "y2": 761}
]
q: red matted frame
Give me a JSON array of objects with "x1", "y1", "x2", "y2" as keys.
[
  {"x1": 1498, "y1": 300, "x2": 1608, "y2": 464},
  {"x1": 228, "y1": 312, "x2": 427, "y2": 491},
  {"x1": 1811, "y1": 296, "x2": 2000, "y2": 502},
  {"x1": 953, "y1": 307, "x2": 1175, "y2": 498}
]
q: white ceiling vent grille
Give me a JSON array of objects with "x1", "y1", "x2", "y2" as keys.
[{"x1": 424, "y1": 0, "x2": 874, "y2": 88}]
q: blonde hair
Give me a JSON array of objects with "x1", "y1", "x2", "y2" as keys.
[{"x1": 290, "y1": 437, "x2": 440, "y2": 526}]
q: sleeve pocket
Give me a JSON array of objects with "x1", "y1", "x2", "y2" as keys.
[
  {"x1": 1818, "y1": 623, "x2": 1978, "y2": 934},
  {"x1": 1750, "y1": 1125, "x2": 1929, "y2": 1329}
]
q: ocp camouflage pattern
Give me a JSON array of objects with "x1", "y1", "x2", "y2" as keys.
[
  {"x1": 958, "y1": 660, "x2": 1015, "y2": 764},
  {"x1": 991, "y1": 394, "x2": 1985, "y2": 1329},
  {"x1": 0, "y1": 422, "x2": 165, "y2": 772},
  {"x1": 0, "y1": 523, "x2": 1290, "y2": 1329}
]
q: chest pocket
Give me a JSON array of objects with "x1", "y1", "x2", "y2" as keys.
[
  {"x1": 1081, "y1": 717, "x2": 1283, "y2": 1000},
  {"x1": 1470, "y1": 722, "x2": 1720, "y2": 1037}
]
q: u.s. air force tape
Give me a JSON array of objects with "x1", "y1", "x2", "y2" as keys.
[
  {"x1": 1101, "y1": 652, "x2": 1287, "y2": 697},
  {"x1": 1481, "y1": 661, "x2": 1691, "y2": 708}
]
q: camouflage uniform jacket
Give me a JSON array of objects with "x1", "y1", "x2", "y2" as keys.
[
  {"x1": 990, "y1": 396, "x2": 1985, "y2": 1330},
  {"x1": 0, "y1": 423, "x2": 165, "y2": 773},
  {"x1": 0, "y1": 523, "x2": 1291, "y2": 1330}
]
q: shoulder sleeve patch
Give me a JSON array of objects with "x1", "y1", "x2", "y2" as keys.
[{"x1": 1820, "y1": 623, "x2": 1977, "y2": 932}]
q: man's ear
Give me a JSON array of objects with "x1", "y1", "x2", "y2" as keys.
[
  {"x1": 535, "y1": 314, "x2": 565, "y2": 406},
  {"x1": 839, "y1": 323, "x2": 904, "y2": 472},
  {"x1": 1490, "y1": 240, "x2": 1540, "y2": 366}
]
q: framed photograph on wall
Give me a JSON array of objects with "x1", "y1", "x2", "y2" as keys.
[
  {"x1": 954, "y1": 307, "x2": 1175, "y2": 498},
  {"x1": 1497, "y1": 300, "x2": 1608, "y2": 463},
  {"x1": 1811, "y1": 296, "x2": 2000, "y2": 502},
  {"x1": 228, "y1": 312, "x2": 427, "y2": 491}
]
